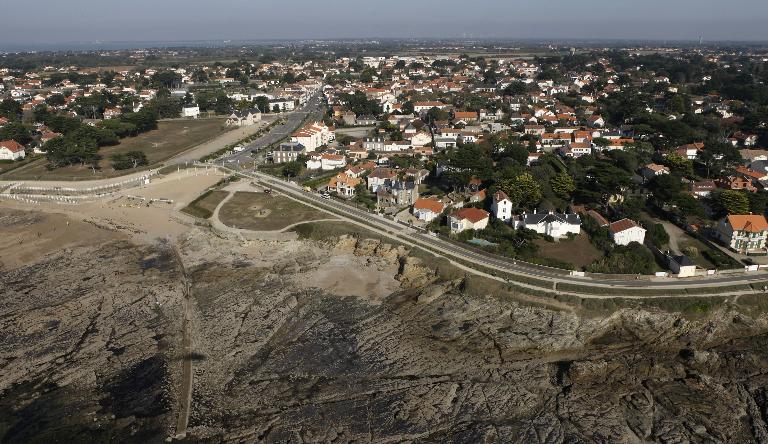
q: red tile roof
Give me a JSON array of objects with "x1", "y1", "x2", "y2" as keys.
[
  {"x1": 727, "y1": 215, "x2": 768, "y2": 233},
  {"x1": 0, "y1": 140, "x2": 24, "y2": 153},
  {"x1": 413, "y1": 198, "x2": 445, "y2": 214},
  {"x1": 452, "y1": 207, "x2": 489, "y2": 223},
  {"x1": 608, "y1": 218, "x2": 641, "y2": 234}
]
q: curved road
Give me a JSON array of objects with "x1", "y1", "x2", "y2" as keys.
[{"x1": 231, "y1": 168, "x2": 768, "y2": 292}]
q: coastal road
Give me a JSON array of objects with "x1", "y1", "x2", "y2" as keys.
[{"x1": 228, "y1": 168, "x2": 768, "y2": 292}]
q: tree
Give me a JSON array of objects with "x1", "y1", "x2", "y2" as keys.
[
  {"x1": 111, "y1": 151, "x2": 148, "y2": 170},
  {"x1": 748, "y1": 191, "x2": 768, "y2": 215},
  {"x1": 0, "y1": 122, "x2": 33, "y2": 146},
  {"x1": 663, "y1": 152, "x2": 693, "y2": 176},
  {"x1": 673, "y1": 193, "x2": 705, "y2": 219},
  {"x1": 716, "y1": 190, "x2": 750, "y2": 215},
  {"x1": 253, "y1": 96, "x2": 270, "y2": 114},
  {"x1": 149, "y1": 96, "x2": 182, "y2": 119},
  {"x1": 648, "y1": 174, "x2": 683, "y2": 205},
  {"x1": 214, "y1": 94, "x2": 234, "y2": 115},
  {"x1": 550, "y1": 171, "x2": 575, "y2": 199},
  {"x1": 282, "y1": 161, "x2": 303, "y2": 177},
  {"x1": 0, "y1": 98, "x2": 23, "y2": 120},
  {"x1": 500, "y1": 172, "x2": 542, "y2": 209},
  {"x1": 700, "y1": 141, "x2": 742, "y2": 178},
  {"x1": 45, "y1": 94, "x2": 67, "y2": 107},
  {"x1": 150, "y1": 71, "x2": 182, "y2": 89},
  {"x1": 587, "y1": 243, "x2": 655, "y2": 274},
  {"x1": 646, "y1": 223, "x2": 670, "y2": 247},
  {"x1": 44, "y1": 136, "x2": 100, "y2": 168},
  {"x1": 503, "y1": 82, "x2": 527, "y2": 96}
]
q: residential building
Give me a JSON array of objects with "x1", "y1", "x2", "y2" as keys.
[
  {"x1": 716, "y1": 214, "x2": 768, "y2": 254},
  {"x1": 641, "y1": 163, "x2": 670, "y2": 180},
  {"x1": 367, "y1": 167, "x2": 397, "y2": 192},
  {"x1": 412, "y1": 198, "x2": 445, "y2": 222},
  {"x1": 668, "y1": 254, "x2": 697, "y2": 277},
  {"x1": 691, "y1": 180, "x2": 716, "y2": 197},
  {"x1": 291, "y1": 121, "x2": 334, "y2": 151},
  {"x1": 226, "y1": 108, "x2": 262, "y2": 127},
  {"x1": 404, "y1": 168, "x2": 429, "y2": 184},
  {"x1": 327, "y1": 173, "x2": 361, "y2": 198},
  {"x1": 306, "y1": 153, "x2": 347, "y2": 171},
  {"x1": 491, "y1": 190, "x2": 513, "y2": 222},
  {"x1": 376, "y1": 180, "x2": 419, "y2": 207},
  {"x1": 449, "y1": 208, "x2": 490, "y2": 233},
  {"x1": 182, "y1": 104, "x2": 200, "y2": 119},
  {"x1": 272, "y1": 142, "x2": 306, "y2": 164},
  {"x1": 608, "y1": 218, "x2": 647, "y2": 246},
  {"x1": 0, "y1": 140, "x2": 25, "y2": 160},
  {"x1": 514, "y1": 212, "x2": 581, "y2": 239}
]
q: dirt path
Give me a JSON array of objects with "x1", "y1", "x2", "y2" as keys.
[
  {"x1": 171, "y1": 245, "x2": 194, "y2": 440},
  {"x1": 278, "y1": 218, "x2": 339, "y2": 232}
]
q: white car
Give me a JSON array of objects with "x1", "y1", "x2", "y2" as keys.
[{"x1": 321, "y1": 193, "x2": 331, "y2": 199}]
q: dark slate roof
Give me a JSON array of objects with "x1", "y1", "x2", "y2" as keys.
[{"x1": 672, "y1": 255, "x2": 695, "y2": 267}]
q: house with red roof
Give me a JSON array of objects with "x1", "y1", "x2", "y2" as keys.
[
  {"x1": 448, "y1": 208, "x2": 489, "y2": 233},
  {"x1": 716, "y1": 214, "x2": 768, "y2": 254},
  {"x1": 412, "y1": 198, "x2": 445, "y2": 222},
  {"x1": 0, "y1": 140, "x2": 25, "y2": 160},
  {"x1": 608, "y1": 218, "x2": 646, "y2": 246}
]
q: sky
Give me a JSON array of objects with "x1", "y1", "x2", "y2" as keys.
[{"x1": 2, "y1": 0, "x2": 767, "y2": 48}]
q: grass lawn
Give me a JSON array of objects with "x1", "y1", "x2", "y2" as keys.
[
  {"x1": 0, "y1": 157, "x2": 35, "y2": 175},
  {"x1": 218, "y1": 191, "x2": 334, "y2": 231},
  {"x1": 533, "y1": 232, "x2": 604, "y2": 269},
  {"x1": 2, "y1": 119, "x2": 229, "y2": 181},
  {"x1": 675, "y1": 236, "x2": 717, "y2": 269},
  {"x1": 181, "y1": 190, "x2": 229, "y2": 219}
]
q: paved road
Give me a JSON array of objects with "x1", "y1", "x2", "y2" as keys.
[
  {"x1": 229, "y1": 168, "x2": 768, "y2": 291},
  {"x1": 219, "y1": 93, "x2": 326, "y2": 165}
]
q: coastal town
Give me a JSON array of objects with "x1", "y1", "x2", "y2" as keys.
[
  {"x1": 3, "y1": 44, "x2": 768, "y2": 277},
  {"x1": 4, "y1": 14, "x2": 768, "y2": 439}
]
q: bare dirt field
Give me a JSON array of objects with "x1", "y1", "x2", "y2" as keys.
[
  {"x1": 534, "y1": 232, "x2": 604, "y2": 269},
  {"x1": 0, "y1": 210, "x2": 124, "y2": 270},
  {"x1": 3, "y1": 119, "x2": 229, "y2": 181},
  {"x1": 217, "y1": 191, "x2": 334, "y2": 231}
]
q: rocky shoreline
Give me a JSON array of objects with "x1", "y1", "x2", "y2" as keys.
[{"x1": 2, "y1": 216, "x2": 768, "y2": 442}]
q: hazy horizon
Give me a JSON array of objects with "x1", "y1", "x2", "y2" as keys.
[{"x1": 2, "y1": 0, "x2": 768, "y2": 49}]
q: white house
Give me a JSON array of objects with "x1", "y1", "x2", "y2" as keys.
[
  {"x1": 491, "y1": 190, "x2": 513, "y2": 222},
  {"x1": 410, "y1": 131, "x2": 432, "y2": 147},
  {"x1": 449, "y1": 208, "x2": 490, "y2": 233},
  {"x1": 413, "y1": 198, "x2": 445, "y2": 222},
  {"x1": 716, "y1": 214, "x2": 768, "y2": 254},
  {"x1": 367, "y1": 167, "x2": 397, "y2": 192},
  {"x1": 291, "y1": 122, "x2": 334, "y2": 152},
  {"x1": 306, "y1": 153, "x2": 347, "y2": 171},
  {"x1": 226, "y1": 108, "x2": 262, "y2": 127},
  {"x1": 414, "y1": 101, "x2": 447, "y2": 113},
  {"x1": 269, "y1": 98, "x2": 295, "y2": 112},
  {"x1": 608, "y1": 218, "x2": 647, "y2": 246},
  {"x1": 514, "y1": 212, "x2": 581, "y2": 239},
  {"x1": 326, "y1": 173, "x2": 361, "y2": 198},
  {"x1": 0, "y1": 140, "x2": 25, "y2": 160},
  {"x1": 182, "y1": 104, "x2": 200, "y2": 119}
]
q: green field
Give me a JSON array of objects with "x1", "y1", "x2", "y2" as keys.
[
  {"x1": 2, "y1": 119, "x2": 228, "y2": 181},
  {"x1": 181, "y1": 190, "x2": 229, "y2": 219},
  {"x1": 218, "y1": 192, "x2": 334, "y2": 231}
]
